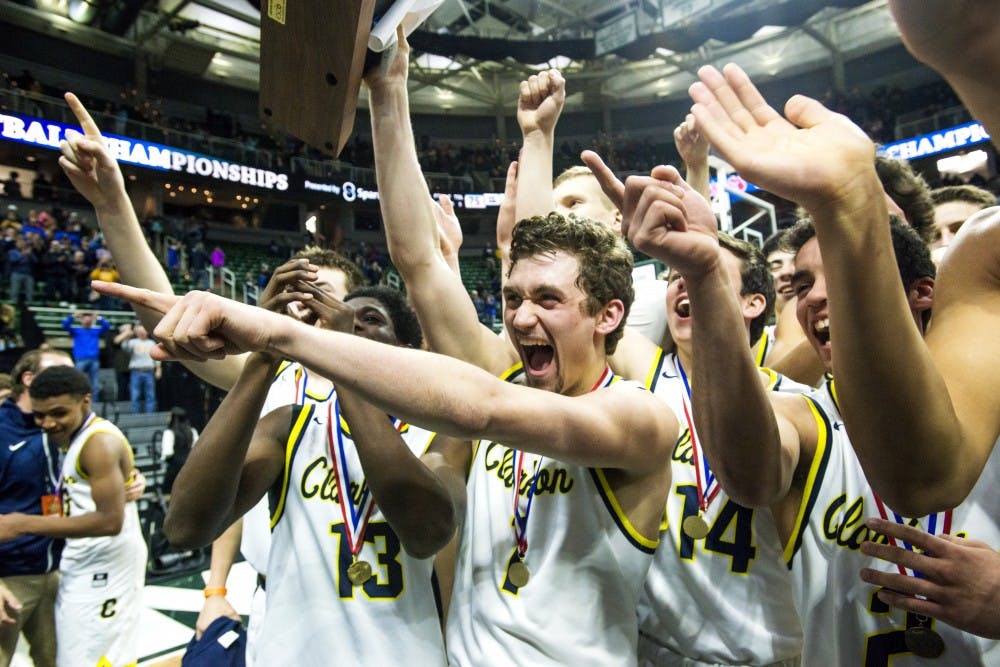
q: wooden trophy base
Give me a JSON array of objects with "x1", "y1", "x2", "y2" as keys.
[{"x1": 260, "y1": 0, "x2": 393, "y2": 158}]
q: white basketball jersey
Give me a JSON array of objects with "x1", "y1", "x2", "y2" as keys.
[
  {"x1": 638, "y1": 351, "x2": 803, "y2": 666},
  {"x1": 255, "y1": 400, "x2": 447, "y2": 665},
  {"x1": 787, "y1": 378, "x2": 1000, "y2": 666},
  {"x1": 242, "y1": 361, "x2": 337, "y2": 575},
  {"x1": 58, "y1": 413, "x2": 147, "y2": 595},
  {"x1": 446, "y1": 374, "x2": 658, "y2": 666}
]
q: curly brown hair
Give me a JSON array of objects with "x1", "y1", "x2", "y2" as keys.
[{"x1": 509, "y1": 212, "x2": 634, "y2": 354}]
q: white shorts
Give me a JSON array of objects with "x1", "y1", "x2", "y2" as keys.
[{"x1": 55, "y1": 571, "x2": 143, "y2": 667}]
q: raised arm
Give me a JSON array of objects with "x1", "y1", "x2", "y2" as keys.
[
  {"x1": 58, "y1": 92, "x2": 246, "y2": 390},
  {"x1": 608, "y1": 165, "x2": 800, "y2": 506},
  {"x1": 364, "y1": 32, "x2": 515, "y2": 375},
  {"x1": 164, "y1": 352, "x2": 286, "y2": 548},
  {"x1": 673, "y1": 113, "x2": 710, "y2": 201},
  {"x1": 514, "y1": 69, "x2": 565, "y2": 220},
  {"x1": 93, "y1": 284, "x2": 678, "y2": 473},
  {"x1": 690, "y1": 64, "x2": 965, "y2": 515}
]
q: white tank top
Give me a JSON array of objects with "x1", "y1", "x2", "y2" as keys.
[
  {"x1": 446, "y1": 373, "x2": 659, "y2": 666},
  {"x1": 255, "y1": 400, "x2": 447, "y2": 664},
  {"x1": 58, "y1": 413, "x2": 147, "y2": 593},
  {"x1": 638, "y1": 351, "x2": 804, "y2": 665},
  {"x1": 788, "y1": 378, "x2": 1000, "y2": 666}
]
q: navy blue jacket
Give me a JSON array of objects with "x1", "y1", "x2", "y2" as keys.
[{"x1": 0, "y1": 398, "x2": 63, "y2": 576}]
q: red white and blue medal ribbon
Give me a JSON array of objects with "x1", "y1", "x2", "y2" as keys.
[
  {"x1": 675, "y1": 357, "x2": 721, "y2": 514},
  {"x1": 872, "y1": 493, "x2": 951, "y2": 579},
  {"x1": 510, "y1": 367, "x2": 616, "y2": 558},
  {"x1": 328, "y1": 400, "x2": 376, "y2": 561}
]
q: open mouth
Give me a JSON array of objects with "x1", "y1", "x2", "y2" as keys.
[
  {"x1": 522, "y1": 342, "x2": 555, "y2": 374},
  {"x1": 812, "y1": 317, "x2": 830, "y2": 345},
  {"x1": 778, "y1": 285, "x2": 795, "y2": 298},
  {"x1": 674, "y1": 296, "x2": 691, "y2": 319}
]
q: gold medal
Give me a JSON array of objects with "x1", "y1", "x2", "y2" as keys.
[
  {"x1": 347, "y1": 559, "x2": 372, "y2": 586},
  {"x1": 508, "y1": 559, "x2": 531, "y2": 588},
  {"x1": 682, "y1": 514, "x2": 710, "y2": 539},
  {"x1": 905, "y1": 626, "x2": 945, "y2": 658}
]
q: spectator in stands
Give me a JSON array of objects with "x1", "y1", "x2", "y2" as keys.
[
  {"x1": 89, "y1": 257, "x2": 120, "y2": 310},
  {"x1": 210, "y1": 245, "x2": 225, "y2": 287},
  {"x1": 256, "y1": 263, "x2": 271, "y2": 289},
  {"x1": 2, "y1": 172, "x2": 22, "y2": 199},
  {"x1": 1, "y1": 206, "x2": 21, "y2": 233},
  {"x1": 482, "y1": 292, "x2": 497, "y2": 329},
  {"x1": 165, "y1": 237, "x2": 182, "y2": 283},
  {"x1": 67, "y1": 250, "x2": 91, "y2": 303},
  {"x1": 40, "y1": 239, "x2": 70, "y2": 303},
  {"x1": 113, "y1": 323, "x2": 159, "y2": 414},
  {"x1": 160, "y1": 407, "x2": 198, "y2": 495},
  {"x1": 32, "y1": 172, "x2": 52, "y2": 203},
  {"x1": 7, "y1": 237, "x2": 35, "y2": 304},
  {"x1": 190, "y1": 242, "x2": 209, "y2": 290},
  {"x1": 928, "y1": 184, "x2": 997, "y2": 261},
  {"x1": 61, "y1": 311, "x2": 110, "y2": 391}
]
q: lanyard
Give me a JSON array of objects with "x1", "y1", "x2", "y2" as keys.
[
  {"x1": 511, "y1": 366, "x2": 615, "y2": 558},
  {"x1": 675, "y1": 356, "x2": 721, "y2": 513}
]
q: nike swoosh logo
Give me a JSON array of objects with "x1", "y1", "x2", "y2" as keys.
[
  {"x1": 833, "y1": 422, "x2": 844, "y2": 431},
  {"x1": 8, "y1": 440, "x2": 27, "y2": 452}
]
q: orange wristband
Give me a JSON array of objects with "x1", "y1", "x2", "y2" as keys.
[{"x1": 203, "y1": 587, "x2": 227, "y2": 598}]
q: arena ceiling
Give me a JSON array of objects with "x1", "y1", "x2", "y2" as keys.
[{"x1": 3, "y1": 0, "x2": 902, "y2": 115}]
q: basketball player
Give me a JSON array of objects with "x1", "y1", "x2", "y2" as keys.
[
  {"x1": 511, "y1": 69, "x2": 672, "y2": 348},
  {"x1": 0, "y1": 366, "x2": 146, "y2": 667},
  {"x1": 162, "y1": 285, "x2": 467, "y2": 664},
  {"x1": 54, "y1": 92, "x2": 366, "y2": 661},
  {"x1": 94, "y1": 205, "x2": 680, "y2": 665},
  {"x1": 0, "y1": 349, "x2": 145, "y2": 667},
  {"x1": 590, "y1": 165, "x2": 806, "y2": 665},
  {"x1": 633, "y1": 62, "x2": 999, "y2": 664}
]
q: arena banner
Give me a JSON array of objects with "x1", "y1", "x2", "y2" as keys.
[
  {"x1": 294, "y1": 174, "x2": 503, "y2": 208},
  {"x1": 879, "y1": 121, "x2": 991, "y2": 161},
  {"x1": 0, "y1": 111, "x2": 290, "y2": 191}
]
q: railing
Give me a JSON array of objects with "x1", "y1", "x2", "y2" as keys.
[{"x1": 895, "y1": 104, "x2": 973, "y2": 142}]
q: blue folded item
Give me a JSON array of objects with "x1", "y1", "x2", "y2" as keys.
[{"x1": 181, "y1": 616, "x2": 247, "y2": 667}]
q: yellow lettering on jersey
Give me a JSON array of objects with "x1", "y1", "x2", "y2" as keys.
[
  {"x1": 671, "y1": 428, "x2": 693, "y2": 465},
  {"x1": 300, "y1": 456, "x2": 367, "y2": 505},
  {"x1": 822, "y1": 493, "x2": 893, "y2": 551},
  {"x1": 482, "y1": 443, "x2": 574, "y2": 495}
]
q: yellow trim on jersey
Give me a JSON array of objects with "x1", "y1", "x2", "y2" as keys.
[
  {"x1": 782, "y1": 396, "x2": 832, "y2": 565},
  {"x1": 752, "y1": 331, "x2": 771, "y2": 367},
  {"x1": 760, "y1": 366, "x2": 779, "y2": 390},
  {"x1": 643, "y1": 347, "x2": 667, "y2": 391},
  {"x1": 275, "y1": 359, "x2": 294, "y2": 378},
  {"x1": 590, "y1": 468, "x2": 659, "y2": 553},
  {"x1": 499, "y1": 362, "x2": 524, "y2": 382},
  {"x1": 73, "y1": 424, "x2": 133, "y2": 480},
  {"x1": 271, "y1": 404, "x2": 313, "y2": 530}
]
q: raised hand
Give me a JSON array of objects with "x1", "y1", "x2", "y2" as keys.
[
  {"x1": 297, "y1": 280, "x2": 355, "y2": 333},
  {"x1": 494, "y1": 161, "x2": 518, "y2": 258},
  {"x1": 517, "y1": 69, "x2": 566, "y2": 137},
  {"x1": 364, "y1": 25, "x2": 410, "y2": 92},
  {"x1": 90, "y1": 281, "x2": 274, "y2": 361},
  {"x1": 59, "y1": 93, "x2": 127, "y2": 210},
  {"x1": 581, "y1": 149, "x2": 624, "y2": 210},
  {"x1": 860, "y1": 518, "x2": 1000, "y2": 640},
  {"x1": 674, "y1": 113, "x2": 709, "y2": 169},
  {"x1": 258, "y1": 258, "x2": 321, "y2": 322},
  {"x1": 432, "y1": 194, "x2": 463, "y2": 272},
  {"x1": 689, "y1": 64, "x2": 874, "y2": 212},
  {"x1": 618, "y1": 166, "x2": 720, "y2": 279}
]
